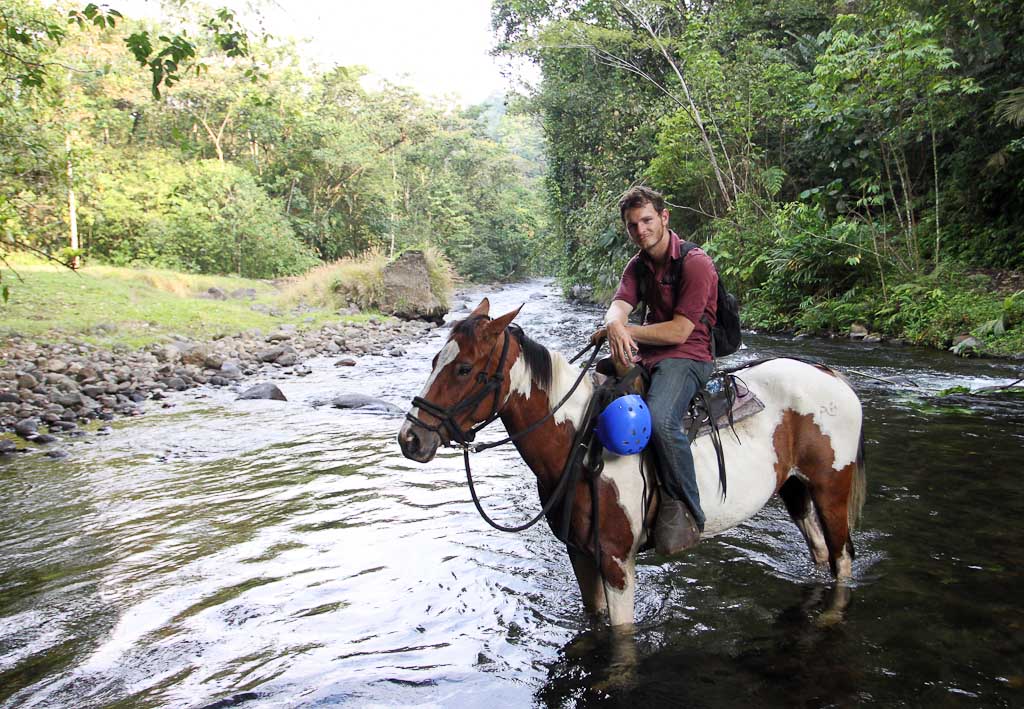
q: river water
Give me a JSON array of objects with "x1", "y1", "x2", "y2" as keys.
[{"x1": 2, "y1": 279, "x2": 1023, "y2": 708}]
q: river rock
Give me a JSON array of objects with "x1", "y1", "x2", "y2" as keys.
[
  {"x1": 0, "y1": 391, "x2": 19, "y2": 403},
  {"x1": 14, "y1": 418, "x2": 39, "y2": 438},
  {"x1": 43, "y1": 448, "x2": 69, "y2": 459},
  {"x1": 54, "y1": 391, "x2": 84, "y2": 407},
  {"x1": 334, "y1": 357, "x2": 357, "y2": 367},
  {"x1": 164, "y1": 377, "x2": 188, "y2": 391},
  {"x1": 220, "y1": 361, "x2": 243, "y2": 379},
  {"x1": 379, "y1": 250, "x2": 447, "y2": 323},
  {"x1": 950, "y1": 336, "x2": 982, "y2": 357},
  {"x1": 0, "y1": 439, "x2": 16, "y2": 454},
  {"x1": 864, "y1": 333, "x2": 883, "y2": 343},
  {"x1": 258, "y1": 346, "x2": 287, "y2": 363},
  {"x1": 206, "y1": 287, "x2": 227, "y2": 300},
  {"x1": 17, "y1": 373, "x2": 38, "y2": 390},
  {"x1": 330, "y1": 394, "x2": 403, "y2": 415},
  {"x1": 275, "y1": 352, "x2": 298, "y2": 367},
  {"x1": 849, "y1": 324, "x2": 868, "y2": 340},
  {"x1": 238, "y1": 383, "x2": 287, "y2": 401},
  {"x1": 46, "y1": 358, "x2": 68, "y2": 373}
]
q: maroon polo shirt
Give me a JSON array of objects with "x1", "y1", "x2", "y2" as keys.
[{"x1": 612, "y1": 231, "x2": 718, "y2": 367}]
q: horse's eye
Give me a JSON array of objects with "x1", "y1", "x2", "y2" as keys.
[{"x1": 456, "y1": 363, "x2": 473, "y2": 377}]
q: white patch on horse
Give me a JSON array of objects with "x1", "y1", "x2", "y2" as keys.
[
  {"x1": 508, "y1": 352, "x2": 532, "y2": 400},
  {"x1": 602, "y1": 454, "x2": 651, "y2": 544},
  {"x1": 546, "y1": 352, "x2": 593, "y2": 426},
  {"x1": 508, "y1": 350, "x2": 593, "y2": 428},
  {"x1": 409, "y1": 339, "x2": 459, "y2": 419},
  {"x1": 694, "y1": 359, "x2": 862, "y2": 536}
]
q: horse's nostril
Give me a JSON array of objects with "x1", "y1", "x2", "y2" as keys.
[{"x1": 407, "y1": 430, "x2": 420, "y2": 454}]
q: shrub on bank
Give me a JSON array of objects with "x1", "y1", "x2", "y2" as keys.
[{"x1": 281, "y1": 245, "x2": 454, "y2": 312}]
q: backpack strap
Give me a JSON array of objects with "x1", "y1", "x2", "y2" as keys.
[{"x1": 633, "y1": 242, "x2": 709, "y2": 351}]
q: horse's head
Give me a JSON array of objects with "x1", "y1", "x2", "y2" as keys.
[{"x1": 398, "y1": 298, "x2": 522, "y2": 463}]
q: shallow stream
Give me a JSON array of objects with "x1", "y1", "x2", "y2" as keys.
[{"x1": 2, "y1": 279, "x2": 1023, "y2": 707}]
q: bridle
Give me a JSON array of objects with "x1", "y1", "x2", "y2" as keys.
[
  {"x1": 405, "y1": 322, "x2": 604, "y2": 534},
  {"x1": 406, "y1": 327, "x2": 513, "y2": 448}
]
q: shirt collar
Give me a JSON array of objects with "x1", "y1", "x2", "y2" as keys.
[{"x1": 638, "y1": 230, "x2": 683, "y2": 266}]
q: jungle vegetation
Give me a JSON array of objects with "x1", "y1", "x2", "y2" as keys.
[
  {"x1": 0, "y1": 0, "x2": 549, "y2": 296},
  {"x1": 494, "y1": 0, "x2": 1024, "y2": 353}
]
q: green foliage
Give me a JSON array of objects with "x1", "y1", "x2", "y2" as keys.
[
  {"x1": 1, "y1": 1, "x2": 549, "y2": 292},
  {"x1": 84, "y1": 158, "x2": 317, "y2": 278}
]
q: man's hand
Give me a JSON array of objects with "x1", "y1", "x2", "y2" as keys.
[
  {"x1": 590, "y1": 327, "x2": 607, "y2": 347},
  {"x1": 606, "y1": 320, "x2": 639, "y2": 369}
]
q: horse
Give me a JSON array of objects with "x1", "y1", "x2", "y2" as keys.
[{"x1": 398, "y1": 298, "x2": 866, "y2": 627}]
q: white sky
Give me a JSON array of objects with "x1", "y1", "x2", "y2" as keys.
[{"x1": 114, "y1": 0, "x2": 534, "y2": 105}]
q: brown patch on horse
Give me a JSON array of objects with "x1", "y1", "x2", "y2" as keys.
[
  {"x1": 771, "y1": 409, "x2": 857, "y2": 574},
  {"x1": 501, "y1": 368, "x2": 635, "y2": 590},
  {"x1": 811, "y1": 363, "x2": 839, "y2": 378},
  {"x1": 771, "y1": 410, "x2": 836, "y2": 490},
  {"x1": 560, "y1": 477, "x2": 636, "y2": 590}
]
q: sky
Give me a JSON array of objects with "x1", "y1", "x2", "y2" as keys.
[{"x1": 115, "y1": 0, "x2": 534, "y2": 105}]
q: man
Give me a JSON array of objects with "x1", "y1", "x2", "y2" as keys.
[{"x1": 593, "y1": 186, "x2": 718, "y2": 555}]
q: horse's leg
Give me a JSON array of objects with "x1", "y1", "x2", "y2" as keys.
[
  {"x1": 601, "y1": 555, "x2": 636, "y2": 628},
  {"x1": 568, "y1": 548, "x2": 607, "y2": 617},
  {"x1": 779, "y1": 477, "x2": 830, "y2": 567},
  {"x1": 806, "y1": 468, "x2": 857, "y2": 581}
]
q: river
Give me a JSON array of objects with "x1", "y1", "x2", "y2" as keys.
[{"x1": 2, "y1": 278, "x2": 1023, "y2": 707}]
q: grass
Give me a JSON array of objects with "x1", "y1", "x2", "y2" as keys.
[
  {"x1": 1, "y1": 247, "x2": 456, "y2": 350},
  {"x1": 1, "y1": 256, "x2": 342, "y2": 348},
  {"x1": 279, "y1": 251, "x2": 388, "y2": 311},
  {"x1": 279, "y1": 245, "x2": 455, "y2": 311}
]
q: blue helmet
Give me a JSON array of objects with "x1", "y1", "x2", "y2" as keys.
[{"x1": 594, "y1": 394, "x2": 651, "y2": 455}]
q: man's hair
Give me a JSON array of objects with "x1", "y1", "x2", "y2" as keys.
[{"x1": 618, "y1": 185, "x2": 665, "y2": 223}]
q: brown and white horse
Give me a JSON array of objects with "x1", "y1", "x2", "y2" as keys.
[{"x1": 398, "y1": 299, "x2": 866, "y2": 627}]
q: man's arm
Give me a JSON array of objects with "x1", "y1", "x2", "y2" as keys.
[{"x1": 628, "y1": 313, "x2": 696, "y2": 346}]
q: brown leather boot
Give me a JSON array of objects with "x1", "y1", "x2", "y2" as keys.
[{"x1": 655, "y1": 499, "x2": 701, "y2": 555}]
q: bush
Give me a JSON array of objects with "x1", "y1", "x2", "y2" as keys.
[{"x1": 85, "y1": 156, "x2": 319, "y2": 278}]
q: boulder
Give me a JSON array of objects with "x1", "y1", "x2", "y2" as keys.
[
  {"x1": 334, "y1": 357, "x2": 357, "y2": 367},
  {"x1": 330, "y1": 393, "x2": 404, "y2": 415},
  {"x1": 237, "y1": 383, "x2": 287, "y2": 401},
  {"x1": 220, "y1": 361, "x2": 243, "y2": 379},
  {"x1": 258, "y1": 346, "x2": 287, "y2": 363},
  {"x1": 950, "y1": 336, "x2": 982, "y2": 358},
  {"x1": 275, "y1": 352, "x2": 298, "y2": 367},
  {"x1": 379, "y1": 250, "x2": 447, "y2": 323},
  {"x1": 849, "y1": 324, "x2": 868, "y2": 340}
]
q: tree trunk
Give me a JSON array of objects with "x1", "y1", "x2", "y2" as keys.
[{"x1": 65, "y1": 134, "x2": 80, "y2": 269}]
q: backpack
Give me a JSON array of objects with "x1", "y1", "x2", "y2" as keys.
[{"x1": 634, "y1": 242, "x2": 742, "y2": 358}]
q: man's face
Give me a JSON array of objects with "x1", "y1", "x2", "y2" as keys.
[{"x1": 624, "y1": 202, "x2": 669, "y2": 253}]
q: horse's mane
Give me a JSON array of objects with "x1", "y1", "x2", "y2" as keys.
[{"x1": 509, "y1": 324, "x2": 552, "y2": 392}]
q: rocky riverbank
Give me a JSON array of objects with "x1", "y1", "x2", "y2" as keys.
[{"x1": 0, "y1": 316, "x2": 437, "y2": 458}]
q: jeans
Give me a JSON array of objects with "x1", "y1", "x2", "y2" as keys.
[{"x1": 645, "y1": 357, "x2": 715, "y2": 530}]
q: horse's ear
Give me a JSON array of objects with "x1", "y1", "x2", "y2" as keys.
[
  {"x1": 470, "y1": 298, "x2": 490, "y2": 318},
  {"x1": 485, "y1": 304, "x2": 523, "y2": 336}
]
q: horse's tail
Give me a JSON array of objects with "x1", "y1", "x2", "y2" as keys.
[
  {"x1": 848, "y1": 426, "x2": 867, "y2": 530},
  {"x1": 811, "y1": 362, "x2": 867, "y2": 531}
]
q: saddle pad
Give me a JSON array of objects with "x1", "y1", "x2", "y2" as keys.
[{"x1": 685, "y1": 383, "x2": 764, "y2": 441}]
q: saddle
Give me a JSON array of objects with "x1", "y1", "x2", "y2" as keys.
[{"x1": 594, "y1": 359, "x2": 764, "y2": 500}]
